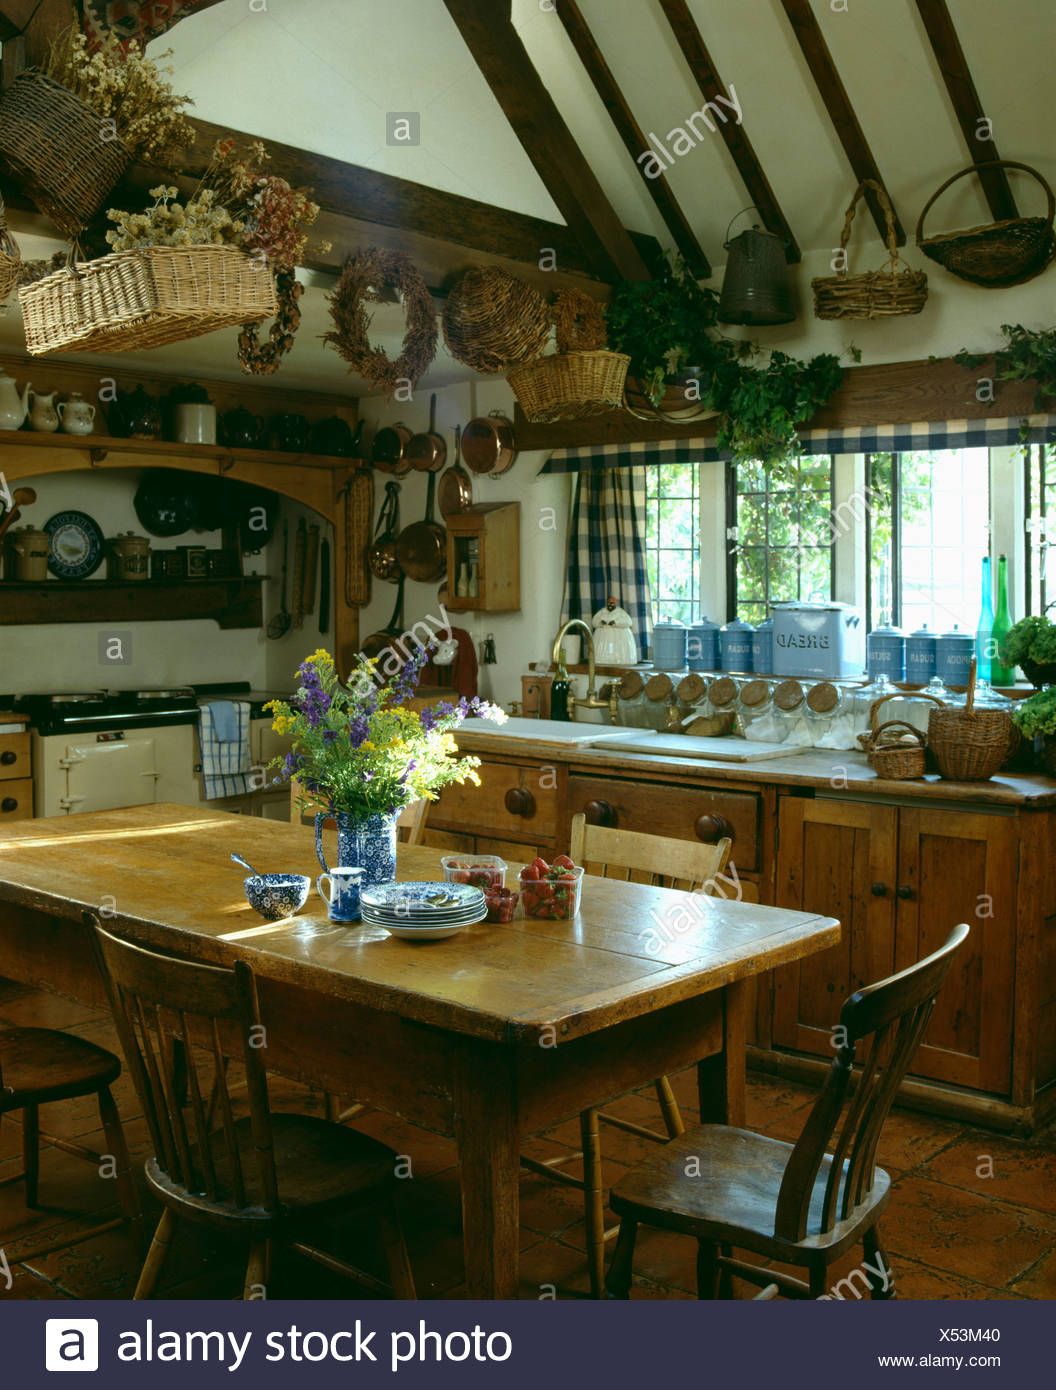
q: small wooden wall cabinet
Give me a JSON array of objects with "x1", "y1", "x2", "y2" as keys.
[{"x1": 445, "y1": 502, "x2": 519, "y2": 612}]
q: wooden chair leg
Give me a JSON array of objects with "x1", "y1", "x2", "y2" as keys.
[
  {"x1": 717, "y1": 1241, "x2": 734, "y2": 1299},
  {"x1": 22, "y1": 1103, "x2": 39, "y2": 1207},
  {"x1": 808, "y1": 1263, "x2": 828, "y2": 1298},
  {"x1": 697, "y1": 1239, "x2": 721, "y2": 1298},
  {"x1": 96, "y1": 1085, "x2": 145, "y2": 1253},
  {"x1": 244, "y1": 1238, "x2": 270, "y2": 1301},
  {"x1": 325, "y1": 1094, "x2": 340, "y2": 1123},
  {"x1": 604, "y1": 1216, "x2": 638, "y2": 1299},
  {"x1": 579, "y1": 1107, "x2": 606, "y2": 1299},
  {"x1": 134, "y1": 1208, "x2": 177, "y2": 1300},
  {"x1": 864, "y1": 1226, "x2": 897, "y2": 1300},
  {"x1": 654, "y1": 1075, "x2": 685, "y2": 1138},
  {"x1": 378, "y1": 1195, "x2": 417, "y2": 1300}
]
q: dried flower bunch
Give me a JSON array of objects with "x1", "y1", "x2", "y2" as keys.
[
  {"x1": 106, "y1": 183, "x2": 243, "y2": 251},
  {"x1": 43, "y1": 24, "x2": 194, "y2": 166}
]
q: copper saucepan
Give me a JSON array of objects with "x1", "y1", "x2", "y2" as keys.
[
  {"x1": 372, "y1": 422, "x2": 413, "y2": 475},
  {"x1": 362, "y1": 574, "x2": 406, "y2": 661},
  {"x1": 406, "y1": 393, "x2": 447, "y2": 472},
  {"x1": 462, "y1": 412, "x2": 516, "y2": 476},
  {"x1": 396, "y1": 470, "x2": 446, "y2": 582},
  {"x1": 438, "y1": 424, "x2": 472, "y2": 517},
  {"x1": 367, "y1": 481, "x2": 402, "y2": 583}
]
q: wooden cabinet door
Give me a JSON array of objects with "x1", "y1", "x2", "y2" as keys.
[
  {"x1": 895, "y1": 808, "x2": 1016, "y2": 1094},
  {"x1": 773, "y1": 798, "x2": 898, "y2": 1057}
]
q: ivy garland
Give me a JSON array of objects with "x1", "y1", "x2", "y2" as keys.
[
  {"x1": 238, "y1": 267, "x2": 303, "y2": 376},
  {"x1": 324, "y1": 248, "x2": 437, "y2": 396}
]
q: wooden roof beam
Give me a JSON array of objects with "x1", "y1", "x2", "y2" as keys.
[
  {"x1": 443, "y1": 0, "x2": 652, "y2": 281},
  {"x1": 555, "y1": 0, "x2": 710, "y2": 277},
  {"x1": 779, "y1": 0, "x2": 904, "y2": 245},
  {"x1": 914, "y1": 0, "x2": 1018, "y2": 220},
  {"x1": 657, "y1": 0, "x2": 800, "y2": 262}
]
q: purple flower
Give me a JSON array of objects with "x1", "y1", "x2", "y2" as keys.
[
  {"x1": 282, "y1": 750, "x2": 304, "y2": 780},
  {"x1": 349, "y1": 714, "x2": 370, "y2": 749},
  {"x1": 293, "y1": 660, "x2": 332, "y2": 729},
  {"x1": 398, "y1": 758, "x2": 417, "y2": 785}
]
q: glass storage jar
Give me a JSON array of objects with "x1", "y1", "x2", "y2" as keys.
[
  {"x1": 773, "y1": 679, "x2": 813, "y2": 746},
  {"x1": 613, "y1": 669, "x2": 648, "y2": 727},
  {"x1": 737, "y1": 679, "x2": 778, "y2": 740},
  {"x1": 805, "y1": 681, "x2": 856, "y2": 749},
  {"x1": 643, "y1": 672, "x2": 678, "y2": 730}
]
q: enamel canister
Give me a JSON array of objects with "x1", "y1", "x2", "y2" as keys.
[
  {"x1": 772, "y1": 602, "x2": 865, "y2": 679},
  {"x1": 687, "y1": 618, "x2": 720, "y2": 671},
  {"x1": 866, "y1": 623, "x2": 906, "y2": 680},
  {"x1": 935, "y1": 625, "x2": 974, "y2": 685},
  {"x1": 751, "y1": 616, "x2": 773, "y2": 674},
  {"x1": 720, "y1": 618, "x2": 755, "y2": 672},
  {"x1": 905, "y1": 625, "x2": 938, "y2": 683},
  {"x1": 650, "y1": 619, "x2": 688, "y2": 672}
]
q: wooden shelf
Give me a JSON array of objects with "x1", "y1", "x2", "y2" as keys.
[
  {"x1": 0, "y1": 430, "x2": 362, "y2": 472},
  {"x1": 0, "y1": 578, "x2": 263, "y2": 629}
]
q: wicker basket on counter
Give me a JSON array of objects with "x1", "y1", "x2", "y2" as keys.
[
  {"x1": 507, "y1": 349, "x2": 630, "y2": 422},
  {"x1": 856, "y1": 689, "x2": 946, "y2": 753},
  {"x1": 0, "y1": 72, "x2": 131, "y2": 235},
  {"x1": 813, "y1": 180, "x2": 928, "y2": 320},
  {"x1": 927, "y1": 660, "x2": 1014, "y2": 782},
  {"x1": 19, "y1": 245, "x2": 278, "y2": 355},
  {"x1": 866, "y1": 720, "x2": 927, "y2": 780}
]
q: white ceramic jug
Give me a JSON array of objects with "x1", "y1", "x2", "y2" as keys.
[
  {"x1": 58, "y1": 392, "x2": 97, "y2": 435},
  {"x1": 28, "y1": 389, "x2": 59, "y2": 432},
  {"x1": 0, "y1": 371, "x2": 31, "y2": 430}
]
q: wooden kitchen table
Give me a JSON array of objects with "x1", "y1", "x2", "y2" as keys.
[{"x1": 0, "y1": 804, "x2": 839, "y2": 1299}]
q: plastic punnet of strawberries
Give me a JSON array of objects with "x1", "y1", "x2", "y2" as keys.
[{"x1": 518, "y1": 854, "x2": 583, "y2": 920}]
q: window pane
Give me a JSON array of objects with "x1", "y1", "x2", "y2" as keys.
[
  {"x1": 898, "y1": 448, "x2": 990, "y2": 633},
  {"x1": 644, "y1": 462, "x2": 700, "y2": 626},
  {"x1": 732, "y1": 458, "x2": 834, "y2": 621}
]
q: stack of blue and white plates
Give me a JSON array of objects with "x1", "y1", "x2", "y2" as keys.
[{"x1": 361, "y1": 881, "x2": 486, "y2": 940}]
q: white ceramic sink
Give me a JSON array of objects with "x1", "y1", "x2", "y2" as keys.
[{"x1": 457, "y1": 717, "x2": 658, "y2": 746}]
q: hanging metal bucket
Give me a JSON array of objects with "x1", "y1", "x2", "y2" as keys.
[{"x1": 718, "y1": 210, "x2": 796, "y2": 325}]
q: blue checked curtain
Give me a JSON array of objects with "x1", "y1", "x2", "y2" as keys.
[{"x1": 561, "y1": 467, "x2": 652, "y2": 661}]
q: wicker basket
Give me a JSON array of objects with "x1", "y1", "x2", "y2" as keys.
[
  {"x1": 927, "y1": 661, "x2": 1014, "y2": 781},
  {"x1": 0, "y1": 198, "x2": 20, "y2": 303},
  {"x1": 916, "y1": 161, "x2": 1056, "y2": 288},
  {"x1": 507, "y1": 349, "x2": 630, "y2": 423},
  {"x1": 442, "y1": 267, "x2": 551, "y2": 374},
  {"x1": 867, "y1": 720, "x2": 927, "y2": 780},
  {"x1": 0, "y1": 72, "x2": 131, "y2": 235},
  {"x1": 19, "y1": 245, "x2": 278, "y2": 356},
  {"x1": 813, "y1": 180, "x2": 928, "y2": 320}
]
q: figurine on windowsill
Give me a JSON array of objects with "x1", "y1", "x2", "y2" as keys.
[{"x1": 592, "y1": 596, "x2": 637, "y2": 665}]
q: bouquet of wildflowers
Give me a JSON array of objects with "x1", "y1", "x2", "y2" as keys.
[{"x1": 267, "y1": 648, "x2": 506, "y2": 820}]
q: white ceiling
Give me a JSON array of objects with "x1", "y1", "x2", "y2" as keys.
[{"x1": 2, "y1": 0, "x2": 1054, "y2": 393}]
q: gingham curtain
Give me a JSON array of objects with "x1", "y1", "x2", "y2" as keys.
[{"x1": 561, "y1": 468, "x2": 653, "y2": 662}]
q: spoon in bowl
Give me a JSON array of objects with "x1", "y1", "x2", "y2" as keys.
[{"x1": 230, "y1": 851, "x2": 262, "y2": 878}]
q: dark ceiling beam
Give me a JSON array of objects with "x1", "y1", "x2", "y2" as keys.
[
  {"x1": 657, "y1": 0, "x2": 800, "y2": 262},
  {"x1": 0, "y1": 0, "x2": 74, "y2": 61},
  {"x1": 779, "y1": 0, "x2": 904, "y2": 245},
  {"x1": 555, "y1": 0, "x2": 710, "y2": 277},
  {"x1": 914, "y1": 0, "x2": 1018, "y2": 221},
  {"x1": 443, "y1": 0, "x2": 652, "y2": 281}
]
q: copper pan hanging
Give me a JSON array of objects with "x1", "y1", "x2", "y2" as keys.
[
  {"x1": 438, "y1": 424, "x2": 472, "y2": 517},
  {"x1": 405, "y1": 393, "x2": 447, "y2": 472},
  {"x1": 395, "y1": 469, "x2": 446, "y2": 582},
  {"x1": 461, "y1": 411, "x2": 516, "y2": 476},
  {"x1": 371, "y1": 421, "x2": 413, "y2": 475},
  {"x1": 367, "y1": 480, "x2": 402, "y2": 583}
]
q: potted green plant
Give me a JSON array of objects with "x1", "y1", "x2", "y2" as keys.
[
  {"x1": 1011, "y1": 685, "x2": 1056, "y2": 776},
  {"x1": 997, "y1": 614, "x2": 1056, "y2": 688}
]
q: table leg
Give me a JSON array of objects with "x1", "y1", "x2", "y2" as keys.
[
  {"x1": 697, "y1": 980, "x2": 747, "y2": 1126},
  {"x1": 452, "y1": 1043, "x2": 520, "y2": 1300}
]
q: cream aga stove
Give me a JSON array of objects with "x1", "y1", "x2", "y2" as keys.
[{"x1": 14, "y1": 686, "x2": 286, "y2": 818}]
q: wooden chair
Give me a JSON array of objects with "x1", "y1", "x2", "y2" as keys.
[
  {"x1": 89, "y1": 916, "x2": 416, "y2": 1300},
  {"x1": 605, "y1": 922, "x2": 970, "y2": 1300},
  {"x1": 523, "y1": 813, "x2": 733, "y2": 1298},
  {"x1": 0, "y1": 1023, "x2": 144, "y2": 1264}
]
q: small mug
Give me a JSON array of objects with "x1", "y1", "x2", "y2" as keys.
[{"x1": 317, "y1": 867, "x2": 365, "y2": 923}]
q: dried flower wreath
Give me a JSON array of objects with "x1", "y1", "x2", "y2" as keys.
[
  {"x1": 324, "y1": 248, "x2": 437, "y2": 396},
  {"x1": 238, "y1": 266, "x2": 303, "y2": 375}
]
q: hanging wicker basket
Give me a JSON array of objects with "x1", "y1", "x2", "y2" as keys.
[
  {"x1": 915, "y1": 161, "x2": 1056, "y2": 287},
  {"x1": 0, "y1": 72, "x2": 131, "y2": 236},
  {"x1": 867, "y1": 720, "x2": 927, "y2": 780},
  {"x1": 813, "y1": 179, "x2": 928, "y2": 320},
  {"x1": 0, "y1": 197, "x2": 20, "y2": 303},
  {"x1": 442, "y1": 267, "x2": 551, "y2": 374},
  {"x1": 19, "y1": 245, "x2": 278, "y2": 356},
  {"x1": 507, "y1": 349, "x2": 630, "y2": 423}
]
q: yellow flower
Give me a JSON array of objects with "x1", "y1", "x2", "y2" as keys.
[{"x1": 362, "y1": 741, "x2": 375, "y2": 751}]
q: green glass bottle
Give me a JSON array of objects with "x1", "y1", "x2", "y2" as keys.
[{"x1": 990, "y1": 553, "x2": 1015, "y2": 686}]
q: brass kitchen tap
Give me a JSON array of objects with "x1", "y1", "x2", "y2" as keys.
[{"x1": 551, "y1": 619, "x2": 612, "y2": 721}]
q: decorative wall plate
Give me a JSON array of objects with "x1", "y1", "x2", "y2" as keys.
[{"x1": 44, "y1": 509, "x2": 105, "y2": 580}]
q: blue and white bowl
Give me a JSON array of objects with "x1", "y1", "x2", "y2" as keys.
[{"x1": 244, "y1": 873, "x2": 311, "y2": 921}]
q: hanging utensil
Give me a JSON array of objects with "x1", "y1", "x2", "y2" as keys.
[
  {"x1": 319, "y1": 537, "x2": 331, "y2": 633},
  {"x1": 304, "y1": 523, "x2": 320, "y2": 616},
  {"x1": 372, "y1": 421, "x2": 413, "y2": 475},
  {"x1": 396, "y1": 469, "x2": 446, "y2": 582},
  {"x1": 462, "y1": 412, "x2": 516, "y2": 476},
  {"x1": 406, "y1": 393, "x2": 447, "y2": 472},
  {"x1": 368, "y1": 480, "x2": 403, "y2": 583},
  {"x1": 266, "y1": 520, "x2": 291, "y2": 639},
  {"x1": 0, "y1": 486, "x2": 36, "y2": 548},
  {"x1": 438, "y1": 424, "x2": 472, "y2": 517},
  {"x1": 362, "y1": 573, "x2": 406, "y2": 660},
  {"x1": 291, "y1": 517, "x2": 306, "y2": 628}
]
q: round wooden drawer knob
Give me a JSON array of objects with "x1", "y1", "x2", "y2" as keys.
[
  {"x1": 695, "y1": 813, "x2": 733, "y2": 844},
  {"x1": 504, "y1": 786, "x2": 536, "y2": 817},
  {"x1": 0, "y1": 750, "x2": 16, "y2": 766},
  {"x1": 584, "y1": 799, "x2": 617, "y2": 828},
  {"x1": 1, "y1": 797, "x2": 17, "y2": 813}
]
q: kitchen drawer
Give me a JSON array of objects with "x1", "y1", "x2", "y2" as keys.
[
  {"x1": 430, "y1": 758, "x2": 559, "y2": 843},
  {"x1": 0, "y1": 732, "x2": 30, "y2": 781},
  {"x1": 0, "y1": 778, "x2": 33, "y2": 820},
  {"x1": 568, "y1": 774, "x2": 760, "y2": 871}
]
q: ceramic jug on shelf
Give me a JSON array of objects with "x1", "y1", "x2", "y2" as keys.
[
  {"x1": 0, "y1": 371, "x2": 31, "y2": 430},
  {"x1": 27, "y1": 389, "x2": 59, "y2": 432},
  {"x1": 58, "y1": 392, "x2": 96, "y2": 435}
]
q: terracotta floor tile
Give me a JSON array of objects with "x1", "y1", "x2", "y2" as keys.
[
  {"x1": 0, "y1": 995, "x2": 106, "y2": 1030},
  {"x1": 518, "y1": 1237, "x2": 593, "y2": 1299},
  {"x1": 893, "y1": 1254, "x2": 1021, "y2": 1300},
  {"x1": 1010, "y1": 1248, "x2": 1056, "y2": 1298},
  {"x1": 874, "y1": 1109, "x2": 965, "y2": 1174},
  {"x1": 881, "y1": 1176, "x2": 1054, "y2": 1285},
  {"x1": 919, "y1": 1133, "x2": 1056, "y2": 1214}
]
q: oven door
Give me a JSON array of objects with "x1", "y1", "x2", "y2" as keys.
[{"x1": 58, "y1": 733, "x2": 160, "y2": 814}]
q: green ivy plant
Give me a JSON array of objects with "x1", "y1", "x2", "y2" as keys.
[
  {"x1": 1012, "y1": 685, "x2": 1056, "y2": 737},
  {"x1": 954, "y1": 323, "x2": 1056, "y2": 409},
  {"x1": 605, "y1": 258, "x2": 726, "y2": 403}
]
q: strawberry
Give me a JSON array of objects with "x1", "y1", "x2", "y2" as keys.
[
  {"x1": 553, "y1": 854, "x2": 575, "y2": 871},
  {"x1": 521, "y1": 864, "x2": 541, "y2": 881}
]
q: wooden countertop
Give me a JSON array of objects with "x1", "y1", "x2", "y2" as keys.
[
  {"x1": 0, "y1": 803, "x2": 839, "y2": 1047},
  {"x1": 454, "y1": 729, "x2": 1056, "y2": 807}
]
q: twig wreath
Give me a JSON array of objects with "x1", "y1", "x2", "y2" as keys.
[
  {"x1": 238, "y1": 266, "x2": 303, "y2": 375},
  {"x1": 325, "y1": 248, "x2": 437, "y2": 395}
]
